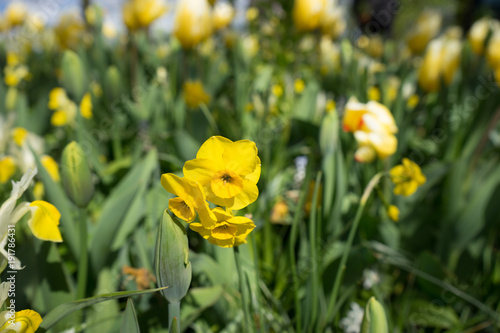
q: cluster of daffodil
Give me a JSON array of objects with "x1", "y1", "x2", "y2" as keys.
[
  {"x1": 47, "y1": 88, "x2": 93, "y2": 127},
  {"x1": 161, "y1": 136, "x2": 260, "y2": 248},
  {"x1": 468, "y1": 17, "x2": 500, "y2": 84},
  {"x1": 342, "y1": 98, "x2": 398, "y2": 163}
]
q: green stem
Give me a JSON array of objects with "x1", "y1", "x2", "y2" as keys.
[
  {"x1": 325, "y1": 172, "x2": 385, "y2": 323},
  {"x1": 234, "y1": 246, "x2": 252, "y2": 331},
  {"x1": 77, "y1": 208, "x2": 88, "y2": 301},
  {"x1": 168, "y1": 301, "x2": 181, "y2": 332}
]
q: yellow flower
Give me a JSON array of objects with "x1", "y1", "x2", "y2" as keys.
[
  {"x1": 468, "y1": 17, "x2": 496, "y2": 55},
  {"x1": 354, "y1": 145, "x2": 376, "y2": 163},
  {"x1": 54, "y1": 12, "x2": 85, "y2": 50},
  {"x1": 321, "y1": 1, "x2": 346, "y2": 39},
  {"x1": 0, "y1": 309, "x2": 42, "y2": 333},
  {"x1": 407, "y1": 94, "x2": 419, "y2": 108},
  {"x1": 12, "y1": 128, "x2": 28, "y2": 146},
  {"x1": 294, "y1": 79, "x2": 305, "y2": 93},
  {"x1": 486, "y1": 28, "x2": 500, "y2": 68},
  {"x1": 368, "y1": 86, "x2": 381, "y2": 101},
  {"x1": 50, "y1": 111, "x2": 69, "y2": 127},
  {"x1": 48, "y1": 88, "x2": 69, "y2": 110},
  {"x1": 272, "y1": 84, "x2": 283, "y2": 97},
  {"x1": 183, "y1": 136, "x2": 261, "y2": 210},
  {"x1": 406, "y1": 10, "x2": 442, "y2": 54},
  {"x1": 387, "y1": 205, "x2": 399, "y2": 222},
  {"x1": 326, "y1": 99, "x2": 336, "y2": 113},
  {"x1": 160, "y1": 173, "x2": 216, "y2": 227},
  {"x1": 292, "y1": 0, "x2": 326, "y2": 32},
  {"x1": 246, "y1": 7, "x2": 259, "y2": 22},
  {"x1": 320, "y1": 36, "x2": 341, "y2": 75},
  {"x1": 173, "y1": 0, "x2": 212, "y2": 49},
  {"x1": 390, "y1": 158, "x2": 426, "y2": 196},
  {"x1": 5, "y1": 2, "x2": 27, "y2": 27},
  {"x1": 123, "y1": 0, "x2": 168, "y2": 30},
  {"x1": 7, "y1": 52, "x2": 21, "y2": 67},
  {"x1": 343, "y1": 98, "x2": 398, "y2": 161},
  {"x1": 33, "y1": 181, "x2": 44, "y2": 200},
  {"x1": 80, "y1": 93, "x2": 93, "y2": 119},
  {"x1": 418, "y1": 37, "x2": 461, "y2": 92},
  {"x1": 4, "y1": 65, "x2": 29, "y2": 87},
  {"x1": 183, "y1": 80, "x2": 211, "y2": 108},
  {"x1": 189, "y1": 208, "x2": 255, "y2": 248},
  {"x1": 213, "y1": 2, "x2": 234, "y2": 31},
  {"x1": 270, "y1": 199, "x2": 289, "y2": 224},
  {"x1": 48, "y1": 88, "x2": 78, "y2": 126},
  {"x1": 28, "y1": 201, "x2": 63, "y2": 242},
  {"x1": 0, "y1": 157, "x2": 16, "y2": 184},
  {"x1": 41, "y1": 155, "x2": 60, "y2": 182}
]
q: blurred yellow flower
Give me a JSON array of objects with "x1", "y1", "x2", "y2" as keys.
[
  {"x1": 189, "y1": 207, "x2": 255, "y2": 248},
  {"x1": 468, "y1": 18, "x2": 497, "y2": 55},
  {"x1": 0, "y1": 157, "x2": 16, "y2": 184},
  {"x1": 294, "y1": 79, "x2": 305, "y2": 93},
  {"x1": 33, "y1": 181, "x2": 45, "y2": 200},
  {"x1": 161, "y1": 173, "x2": 216, "y2": 227},
  {"x1": 368, "y1": 86, "x2": 381, "y2": 101},
  {"x1": 41, "y1": 155, "x2": 60, "y2": 182},
  {"x1": 54, "y1": 12, "x2": 85, "y2": 50},
  {"x1": 418, "y1": 36, "x2": 461, "y2": 92},
  {"x1": 80, "y1": 93, "x2": 93, "y2": 119},
  {"x1": 390, "y1": 158, "x2": 426, "y2": 196},
  {"x1": 183, "y1": 80, "x2": 211, "y2": 108},
  {"x1": 320, "y1": 36, "x2": 341, "y2": 75},
  {"x1": 123, "y1": 0, "x2": 167, "y2": 30},
  {"x1": 407, "y1": 10, "x2": 442, "y2": 54},
  {"x1": 387, "y1": 205, "x2": 399, "y2": 222},
  {"x1": 12, "y1": 127, "x2": 28, "y2": 146},
  {"x1": 28, "y1": 200, "x2": 63, "y2": 242},
  {"x1": 4, "y1": 64, "x2": 29, "y2": 87},
  {"x1": 5, "y1": 1, "x2": 27, "y2": 27},
  {"x1": 213, "y1": 2, "x2": 234, "y2": 31},
  {"x1": 246, "y1": 7, "x2": 259, "y2": 22},
  {"x1": 321, "y1": 1, "x2": 346, "y2": 39},
  {"x1": 326, "y1": 99, "x2": 336, "y2": 113},
  {"x1": 0, "y1": 309, "x2": 42, "y2": 333},
  {"x1": 51, "y1": 111, "x2": 69, "y2": 127},
  {"x1": 486, "y1": 28, "x2": 500, "y2": 68},
  {"x1": 407, "y1": 94, "x2": 419, "y2": 108},
  {"x1": 173, "y1": 0, "x2": 212, "y2": 49},
  {"x1": 183, "y1": 136, "x2": 261, "y2": 210},
  {"x1": 344, "y1": 98, "x2": 398, "y2": 162},
  {"x1": 293, "y1": 0, "x2": 326, "y2": 32},
  {"x1": 271, "y1": 199, "x2": 289, "y2": 224},
  {"x1": 272, "y1": 84, "x2": 284, "y2": 97}
]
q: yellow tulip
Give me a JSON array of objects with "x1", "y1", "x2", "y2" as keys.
[
  {"x1": 183, "y1": 80, "x2": 211, "y2": 108},
  {"x1": 183, "y1": 136, "x2": 261, "y2": 210},
  {"x1": 468, "y1": 17, "x2": 497, "y2": 55},
  {"x1": 486, "y1": 28, "x2": 500, "y2": 68},
  {"x1": 173, "y1": 0, "x2": 212, "y2": 49},
  {"x1": 293, "y1": 0, "x2": 326, "y2": 32},
  {"x1": 407, "y1": 10, "x2": 442, "y2": 54},
  {"x1": 213, "y1": 2, "x2": 234, "y2": 31},
  {"x1": 5, "y1": 2, "x2": 27, "y2": 27},
  {"x1": 390, "y1": 158, "x2": 426, "y2": 196},
  {"x1": 0, "y1": 156, "x2": 16, "y2": 184},
  {"x1": 0, "y1": 309, "x2": 42, "y2": 333},
  {"x1": 123, "y1": 0, "x2": 167, "y2": 30}
]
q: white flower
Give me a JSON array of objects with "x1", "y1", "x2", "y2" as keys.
[
  {"x1": 294, "y1": 156, "x2": 308, "y2": 186},
  {"x1": 362, "y1": 269, "x2": 381, "y2": 290},
  {"x1": 339, "y1": 302, "x2": 364, "y2": 333}
]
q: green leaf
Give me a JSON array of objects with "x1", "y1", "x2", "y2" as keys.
[
  {"x1": 39, "y1": 287, "x2": 167, "y2": 331},
  {"x1": 409, "y1": 299, "x2": 459, "y2": 329},
  {"x1": 181, "y1": 286, "x2": 224, "y2": 328},
  {"x1": 121, "y1": 298, "x2": 140, "y2": 333}
]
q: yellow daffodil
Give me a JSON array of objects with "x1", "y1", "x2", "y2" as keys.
[
  {"x1": 213, "y1": 2, "x2": 234, "y2": 31},
  {"x1": 292, "y1": 0, "x2": 326, "y2": 32},
  {"x1": 406, "y1": 10, "x2": 442, "y2": 54},
  {"x1": 80, "y1": 93, "x2": 93, "y2": 119},
  {"x1": 5, "y1": 2, "x2": 27, "y2": 27},
  {"x1": 189, "y1": 207, "x2": 255, "y2": 248},
  {"x1": 41, "y1": 155, "x2": 60, "y2": 182},
  {"x1": 48, "y1": 88, "x2": 70, "y2": 110},
  {"x1": 123, "y1": 0, "x2": 167, "y2": 31},
  {"x1": 246, "y1": 7, "x2": 259, "y2": 22},
  {"x1": 343, "y1": 98, "x2": 398, "y2": 162},
  {"x1": 183, "y1": 80, "x2": 211, "y2": 108},
  {"x1": 173, "y1": 0, "x2": 212, "y2": 49},
  {"x1": 161, "y1": 173, "x2": 216, "y2": 227},
  {"x1": 0, "y1": 309, "x2": 42, "y2": 333},
  {"x1": 387, "y1": 205, "x2": 399, "y2": 222},
  {"x1": 183, "y1": 136, "x2": 261, "y2": 210},
  {"x1": 294, "y1": 79, "x2": 305, "y2": 93},
  {"x1": 4, "y1": 64, "x2": 29, "y2": 87},
  {"x1": 54, "y1": 12, "x2": 85, "y2": 50},
  {"x1": 12, "y1": 128, "x2": 28, "y2": 146},
  {"x1": 390, "y1": 158, "x2": 426, "y2": 196},
  {"x1": 0, "y1": 157, "x2": 16, "y2": 184},
  {"x1": 418, "y1": 36, "x2": 461, "y2": 92}
]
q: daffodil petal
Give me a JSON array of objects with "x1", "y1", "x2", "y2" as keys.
[
  {"x1": 196, "y1": 136, "x2": 231, "y2": 160},
  {"x1": 169, "y1": 197, "x2": 196, "y2": 222},
  {"x1": 183, "y1": 158, "x2": 221, "y2": 184}
]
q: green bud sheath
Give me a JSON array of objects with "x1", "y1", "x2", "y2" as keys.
[
  {"x1": 61, "y1": 141, "x2": 95, "y2": 208},
  {"x1": 361, "y1": 297, "x2": 389, "y2": 333},
  {"x1": 61, "y1": 50, "x2": 87, "y2": 100},
  {"x1": 155, "y1": 211, "x2": 192, "y2": 303}
]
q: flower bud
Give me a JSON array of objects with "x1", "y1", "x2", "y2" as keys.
[
  {"x1": 60, "y1": 141, "x2": 94, "y2": 207},
  {"x1": 5, "y1": 87, "x2": 18, "y2": 111},
  {"x1": 104, "y1": 65, "x2": 122, "y2": 104},
  {"x1": 155, "y1": 211, "x2": 192, "y2": 303},
  {"x1": 61, "y1": 50, "x2": 87, "y2": 100},
  {"x1": 361, "y1": 297, "x2": 388, "y2": 333}
]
